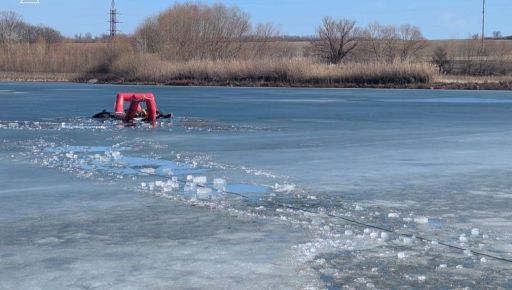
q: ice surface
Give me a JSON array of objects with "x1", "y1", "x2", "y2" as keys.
[
  {"x1": 0, "y1": 164, "x2": 319, "y2": 290},
  {"x1": 2, "y1": 84, "x2": 512, "y2": 289}
]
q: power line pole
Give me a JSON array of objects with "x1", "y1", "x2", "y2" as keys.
[
  {"x1": 109, "y1": 0, "x2": 119, "y2": 38},
  {"x1": 481, "y1": 0, "x2": 485, "y2": 46}
]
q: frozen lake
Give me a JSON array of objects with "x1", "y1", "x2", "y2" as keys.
[{"x1": 1, "y1": 82, "x2": 512, "y2": 289}]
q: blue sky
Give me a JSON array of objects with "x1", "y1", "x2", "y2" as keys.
[{"x1": 2, "y1": 0, "x2": 510, "y2": 39}]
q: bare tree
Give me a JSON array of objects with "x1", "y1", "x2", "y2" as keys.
[
  {"x1": 134, "y1": 18, "x2": 162, "y2": 54},
  {"x1": 362, "y1": 22, "x2": 425, "y2": 63},
  {"x1": 0, "y1": 11, "x2": 61, "y2": 54},
  {"x1": 0, "y1": 11, "x2": 23, "y2": 46},
  {"x1": 431, "y1": 46, "x2": 451, "y2": 73},
  {"x1": 396, "y1": 24, "x2": 426, "y2": 62},
  {"x1": 364, "y1": 22, "x2": 398, "y2": 62},
  {"x1": 312, "y1": 17, "x2": 360, "y2": 64},
  {"x1": 135, "y1": 3, "x2": 251, "y2": 61},
  {"x1": 459, "y1": 37, "x2": 490, "y2": 75},
  {"x1": 492, "y1": 31, "x2": 502, "y2": 39},
  {"x1": 23, "y1": 25, "x2": 62, "y2": 44}
]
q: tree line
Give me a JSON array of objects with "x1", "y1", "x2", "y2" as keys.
[
  {"x1": 0, "y1": 11, "x2": 61, "y2": 46},
  {"x1": 1, "y1": 3, "x2": 511, "y2": 78},
  {"x1": 133, "y1": 4, "x2": 427, "y2": 64},
  {"x1": 310, "y1": 18, "x2": 426, "y2": 64}
]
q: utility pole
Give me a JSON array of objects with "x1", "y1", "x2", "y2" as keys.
[
  {"x1": 109, "y1": 0, "x2": 119, "y2": 38},
  {"x1": 481, "y1": 0, "x2": 485, "y2": 46}
]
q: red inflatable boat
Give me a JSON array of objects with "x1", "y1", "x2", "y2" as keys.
[
  {"x1": 92, "y1": 92, "x2": 172, "y2": 124},
  {"x1": 115, "y1": 92, "x2": 157, "y2": 123}
]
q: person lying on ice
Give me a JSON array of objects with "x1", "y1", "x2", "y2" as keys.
[{"x1": 92, "y1": 109, "x2": 172, "y2": 120}]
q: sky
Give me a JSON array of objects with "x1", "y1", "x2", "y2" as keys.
[{"x1": 2, "y1": 0, "x2": 511, "y2": 39}]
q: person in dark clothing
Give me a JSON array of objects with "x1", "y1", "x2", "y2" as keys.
[{"x1": 92, "y1": 109, "x2": 172, "y2": 120}]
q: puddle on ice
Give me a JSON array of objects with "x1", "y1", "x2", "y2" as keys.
[{"x1": 226, "y1": 183, "x2": 268, "y2": 194}]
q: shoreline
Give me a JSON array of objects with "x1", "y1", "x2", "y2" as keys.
[{"x1": 1, "y1": 73, "x2": 512, "y2": 91}]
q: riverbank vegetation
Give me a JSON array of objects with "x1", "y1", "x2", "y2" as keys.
[{"x1": 1, "y1": 4, "x2": 512, "y2": 88}]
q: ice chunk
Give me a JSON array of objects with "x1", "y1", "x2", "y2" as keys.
[
  {"x1": 65, "y1": 152, "x2": 75, "y2": 159},
  {"x1": 344, "y1": 230, "x2": 353, "y2": 236},
  {"x1": 456, "y1": 265, "x2": 463, "y2": 269},
  {"x1": 110, "y1": 151, "x2": 122, "y2": 160},
  {"x1": 480, "y1": 257, "x2": 487, "y2": 263},
  {"x1": 471, "y1": 228, "x2": 480, "y2": 236},
  {"x1": 397, "y1": 252, "x2": 407, "y2": 259},
  {"x1": 273, "y1": 183, "x2": 295, "y2": 193},
  {"x1": 459, "y1": 234, "x2": 468, "y2": 243},
  {"x1": 193, "y1": 176, "x2": 207, "y2": 184},
  {"x1": 388, "y1": 212, "x2": 399, "y2": 218},
  {"x1": 213, "y1": 178, "x2": 226, "y2": 191},
  {"x1": 463, "y1": 250, "x2": 473, "y2": 257},
  {"x1": 166, "y1": 178, "x2": 180, "y2": 190},
  {"x1": 363, "y1": 228, "x2": 371, "y2": 234},
  {"x1": 417, "y1": 275, "x2": 426, "y2": 282},
  {"x1": 402, "y1": 237, "x2": 413, "y2": 245},
  {"x1": 140, "y1": 182, "x2": 147, "y2": 188},
  {"x1": 186, "y1": 175, "x2": 194, "y2": 181},
  {"x1": 438, "y1": 264, "x2": 447, "y2": 269},
  {"x1": 140, "y1": 167, "x2": 155, "y2": 175},
  {"x1": 184, "y1": 182, "x2": 196, "y2": 192},
  {"x1": 380, "y1": 232, "x2": 390, "y2": 241},
  {"x1": 197, "y1": 187, "x2": 212, "y2": 199},
  {"x1": 414, "y1": 216, "x2": 429, "y2": 224},
  {"x1": 162, "y1": 168, "x2": 174, "y2": 176},
  {"x1": 355, "y1": 204, "x2": 363, "y2": 211},
  {"x1": 369, "y1": 232, "x2": 379, "y2": 239}
]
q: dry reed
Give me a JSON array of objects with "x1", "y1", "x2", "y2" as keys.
[
  {"x1": 0, "y1": 42, "x2": 437, "y2": 86},
  {"x1": 108, "y1": 54, "x2": 438, "y2": 85},
  {"x1": 0, "y1": 42, "x2": 107, "y2": 73}
]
